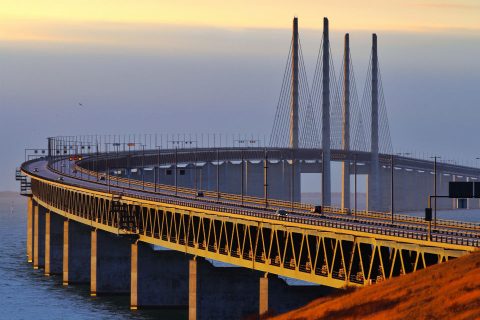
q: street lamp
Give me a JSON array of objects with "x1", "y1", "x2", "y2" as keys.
[
  {"x1": 141, "y1": 144, "x2": 146, "y2": 191},
  {"x1": 353, "y1": 153, "x2": 357, "y2": 220},
  {"x1": 431, "y1": 156, "x2": 441, "y2": 229},
  {"x1": 175, "y1": 147, "x2": 178, "y2": 196},
  {"x1": 263, "y1": 148, "x2": 269, "y2": 209}
]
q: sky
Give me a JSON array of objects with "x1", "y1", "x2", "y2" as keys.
[{"x1": 1, "y1": 1, "x2": 480, "y2": 191}]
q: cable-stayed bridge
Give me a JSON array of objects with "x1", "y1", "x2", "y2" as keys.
[{"x1": 17, "y1": 17, "x2": 480, "y2": 320}]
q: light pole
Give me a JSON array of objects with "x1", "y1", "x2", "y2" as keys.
[
  {"x1": 155, "y1": 146, "x2": 161, "y2": 193},
  {"x1": 141, "y1": 144, "x2": 146, "y2": 191},
  {"x1": 241, "y1": 149, "x2": 244, "y2": 206},
  {"x1": 290, "y1": 149, "x2": 295, "y2": 212},
  {"x1": 216, "y1": 148, "x2": 220, "y2": 202},
  {"x1": 431, "y1": 156, "x2": 441, "y2": 229},
  {"x1": 175, "y1": 147, "x2": 178, "y2": 196},
  {"x1": 353, "y1": 153, "x2": 357, "y2": 220},
  {"x1": 264, "y1": 148, "x2": 269, "y2": 209}
]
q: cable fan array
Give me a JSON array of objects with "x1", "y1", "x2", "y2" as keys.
[{"x1": 270, "y1": 31, "x2": 393, "y2": 154}]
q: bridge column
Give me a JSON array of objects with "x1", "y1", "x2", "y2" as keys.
[
  {"x1": 33, "y1": 204, "x2": 46, "y2": 269},
  {"x1": 44, "y1": 211, "x2": 64, "y2": 276},
  {"x1": 27, "y1": 196, "x2": 34, "y2": 263},
  {"x1": 188, "y1": 259, "x2": 329, "y2": 320},
  {"x1": 130, "y1": 242, "x2": 189, "y2": 310},
  {"x1": 188, "y1": 258, "x2": 262, "y2": 320},
  {"x1": 260, "y1": 275, "x2": 332, "y2": 317},
  {"x1": 90, "y1": 229, "x2": 131, "y2": 296},
  {"x1": 63, "y1": 220, "x2": 91, "y2": 285}
]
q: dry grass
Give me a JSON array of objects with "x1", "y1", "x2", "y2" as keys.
[{"x1": 270, "y1": 251, "x2": 480, "y2": 320}]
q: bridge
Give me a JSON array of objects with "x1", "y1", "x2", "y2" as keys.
[{"x1": 17, "y1": 17, "x2": 480, "y2": 320}]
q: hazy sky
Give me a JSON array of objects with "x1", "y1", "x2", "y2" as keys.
[{"x1": 1, "y1": 1, "x2": 480, "y2": 191}]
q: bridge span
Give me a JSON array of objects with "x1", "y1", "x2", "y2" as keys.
[{"x1": 18, "y1": 144, "x2": 480, "y2": 319}]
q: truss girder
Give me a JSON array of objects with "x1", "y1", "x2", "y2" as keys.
[{"x1": 30, "y1": 178, "x2": 471, "y2": 288}]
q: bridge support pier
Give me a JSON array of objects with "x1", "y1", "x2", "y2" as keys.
[
  {"x1": 33, "y1": 204, "x2": 46, "y2": 269},
  {"x1": 259, "y1": 274, "x2": 332, "y2": 317},
  {"x1": 188, "y1": 258, "x2": 262, "y2": 320},
  {"x1": 45, "y1": 211, "x2": 64, "y2": 276},
  {"x1": 27, "y1": 197, "x2": 34, "y2": 263},
  {"x1": 341, "y1": 162, "x2": 350, "y2": 211},
  {"x1": 90, "y1": 229, "x2": 131, "y2": 296},
  {"x1": 130, "y1": 242, "x2": 189, "y2": 310},
  {"x1": 188, "y1": 259, "x2": 328, "y2": 320},
  {"x1": 63, "y1": 220, "x2": 91, "y2": 285}
]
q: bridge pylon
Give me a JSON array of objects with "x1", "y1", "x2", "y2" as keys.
[
  {"x1": 368, "y1": 33, "x2": 380, "y2": 211},
  {"x1": 290, "y1": 17, "x2": 299, "y2": 149},
  {"x1": 322, "y1": 17, "x2": 331, "y2": 207},
  {"x1": 341, "y1": 33, "x2": 351, "y2": 211}
]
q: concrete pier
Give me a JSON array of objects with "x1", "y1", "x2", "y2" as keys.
[
  {"x1": 189, "y1": 258, "x2": 263, "y2": 320},
  {"x1": 27, "y1": 197, "x2": 33, "y2": 263},
  {"x1": 262, "y1": 275, "x2": 333, "y2": 316},
  {"x1": 90, "y1": 229, "x2": 131, "y2": 296},
  {"x1": 188, "y1": 259, "x2": 328, "y2": 320},
  {"x1": 44, "y1": 211, "x2": 64, "y2": 276},
  {"x1": 33, "y1": 204, "x2": 45, "y2": 269},
  {"x1": 130, "y1": 242, "x2": 189, "y2": 310},
  {"x1": 63, "y1": 220, "x2": 91, "y2": 285}
]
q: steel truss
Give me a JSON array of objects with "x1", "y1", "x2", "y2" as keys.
[{"x1": 31, "y1": 178, "x2": 472, "y2": 288}]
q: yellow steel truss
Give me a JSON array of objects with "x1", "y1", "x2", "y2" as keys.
[{"x1": 30, "y1": 177, "x2": 474, "y2": 288}]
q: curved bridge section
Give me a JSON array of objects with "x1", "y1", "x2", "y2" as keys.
[{"x1": 20, "y1": 148, "x2": 480, "y2": 317}]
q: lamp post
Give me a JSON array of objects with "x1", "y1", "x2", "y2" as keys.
[
  {"x1": 241, "y1": 149, "x2": 244, "y2": 206},
  {"x1": 290, "y1": 149, "x2": 295, "y2": 212},
  {"x1": 175, "y1": 147, "x2": 178, "y2": 196},
  {"x1": 264, "y1": 148, "x2": 269, "y2": 209},
  {"x1": 353, "y1": 153, "x2": 357, "y2": 220},
  {"x1": 141, "y1": 144, "x2": 146, "y2": 191},
  {"x1": 431, "y1": 156, "x2": 441, "y2": 229},
  {"x1": 216, "y1": 148, "x2": 220, "y2": 202}
]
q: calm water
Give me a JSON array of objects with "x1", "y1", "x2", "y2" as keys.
[
  {"x1": 1, "y1": 193, "x2": 479, "y2": 320},
  {"x1": 0, "y1": 193, "x2": 186, "y2": 320}
]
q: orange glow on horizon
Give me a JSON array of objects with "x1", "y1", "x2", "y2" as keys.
[{"x1": 1, "y1": 0, "x2": 480, "y2": 44}]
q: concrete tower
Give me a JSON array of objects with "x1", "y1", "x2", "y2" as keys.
[
  {"x1": 290, "y1": 17, "x2": 299, "y2": 149},
  {"x1": 322, "y1": 17, "x2": 331, "y2": 206},
  {"x1": 341, "y1": 34, "x2": 350, "y2": 211},
  {"x1": 368, "y1": 34, "x2": 380, "y2": 211}
]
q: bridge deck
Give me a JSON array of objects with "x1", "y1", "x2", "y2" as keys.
[{"x1": 21, "y1": 154, "x2": 480, "y2": 288}]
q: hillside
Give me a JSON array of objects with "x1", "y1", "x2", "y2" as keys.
[{"x1": 271, "y1": 251, "x2": 480, "y2": 320}]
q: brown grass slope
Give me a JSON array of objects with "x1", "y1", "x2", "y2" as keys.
[{"x1": 271, "y1": 251, "x2": 480, "y2": 320}]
